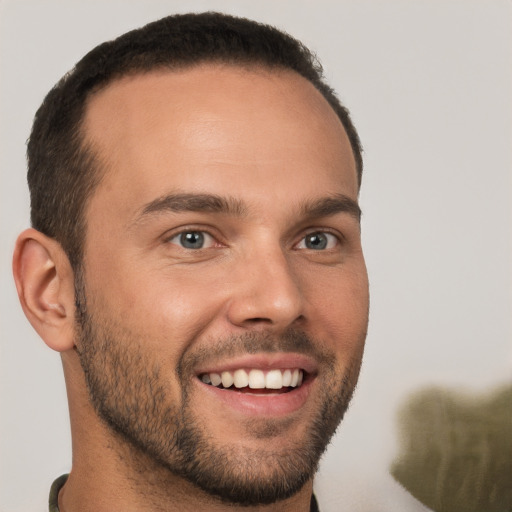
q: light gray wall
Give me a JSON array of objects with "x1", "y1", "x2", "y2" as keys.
[{"x1": 1, "y1": 1, "x2": 510, "y2": 511}]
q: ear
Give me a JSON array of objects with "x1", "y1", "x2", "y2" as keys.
[{"x1": 13, "y1": 228, "x2": 76, "y2": 352}]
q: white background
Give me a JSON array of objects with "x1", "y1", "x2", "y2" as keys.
[{"x1": 1, "y1": 1, "x2": 511, "y2": 511}]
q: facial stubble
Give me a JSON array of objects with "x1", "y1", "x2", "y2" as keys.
[{"x1": 74, "y1": 280, "x2": 364, "y2": 506}]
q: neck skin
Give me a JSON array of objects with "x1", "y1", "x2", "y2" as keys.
[{"x1": 59, "y1": 352, "x2": 314, "y2": 512}]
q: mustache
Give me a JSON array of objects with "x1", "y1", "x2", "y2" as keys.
[{"x1": 178, "y1": 328, "x2": 333, "y2": 376}]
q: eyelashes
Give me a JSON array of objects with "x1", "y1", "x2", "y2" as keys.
[
  {"x1": 166, "y1": 228, "x2": 342, "y2": 252},
  {"x1": 295, "y1": 232, "x2": 339, "y2": 251},
  {"x1": 167, "y1": 230, "x2": 217, "y2": 249}
]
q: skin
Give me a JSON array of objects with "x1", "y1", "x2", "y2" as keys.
[{"x1": 13, "y1": 64, "x2": 369, "y2": 511}]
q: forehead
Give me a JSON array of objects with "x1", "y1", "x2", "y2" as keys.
[{"x1": 82, "y1": 64, "x2": 358, "y2": 221}]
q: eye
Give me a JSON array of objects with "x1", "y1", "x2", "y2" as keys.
[
  {"x1": 296, "y1": 232, "x2": 338, "y2": 250},
  {"x1": 168, "y1": 230, "x2": 215, "y2": 249}
]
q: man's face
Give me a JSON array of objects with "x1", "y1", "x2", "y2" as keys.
[{"x1": 76, "y1": 65, "x2": 369, "y2": 504}]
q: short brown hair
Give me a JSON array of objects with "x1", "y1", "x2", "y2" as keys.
[{"x1": 27, "y1": 12, "x2": 363, "y2": 269}]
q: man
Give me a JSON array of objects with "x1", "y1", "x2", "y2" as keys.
[{"x1": 13, "y1": 12, "x2": 369, "y2": 511}]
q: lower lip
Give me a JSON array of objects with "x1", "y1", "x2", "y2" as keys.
[{"x1": 196, "y1": 377, "x2": 314, "y2": 417}]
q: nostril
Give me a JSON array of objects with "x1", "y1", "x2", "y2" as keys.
[
  {"x1": 241, "y1": 315, "x2": 305, "y2": 329},
  {"x1": 246, "y1": 317, "x2": 272, "y2": 323}
]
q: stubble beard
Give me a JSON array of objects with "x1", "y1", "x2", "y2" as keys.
[{"x1": 74, "y1": 280, "x2": 364, "y2": 506}]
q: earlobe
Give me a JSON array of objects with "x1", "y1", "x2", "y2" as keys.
[{"x1": 13, "y1": 228, "x2": 76, "y2": 352}]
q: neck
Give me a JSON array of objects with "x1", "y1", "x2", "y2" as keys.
[{"x1": 59, "y1": 471, "x2": 314, "y2": 512}]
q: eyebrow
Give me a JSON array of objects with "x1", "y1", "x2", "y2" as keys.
[
  {"x1": 135, "y1": 192, "x2": 361, "y2": 224},
  {"x1": 138, "y1": 193, "x2": 247, "y2": 219},
  {"x1": 300, "y1": 194, "x2": 362, "y2": 222}
]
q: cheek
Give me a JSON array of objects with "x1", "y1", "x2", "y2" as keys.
[
  {"x1": 305, "y1": 264, "x2": 369, "y2": 356},
  {"x1": 84, "y1": 258, "x2": 229, "y2": 358}
]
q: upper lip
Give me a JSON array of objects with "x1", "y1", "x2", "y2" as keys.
[{"x1": 194, "y1": 353, "x2": 318, "y2": 376}]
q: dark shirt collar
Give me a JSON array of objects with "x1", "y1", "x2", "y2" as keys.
[{"x1": 50, "y1": 474, "x2": 320, "y2": 511}]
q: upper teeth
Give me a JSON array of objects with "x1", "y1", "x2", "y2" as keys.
[{"x1": 200, "y1": 368, "x2": 304, "y2": 390}]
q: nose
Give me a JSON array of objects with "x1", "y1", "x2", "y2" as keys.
[{"x1": 226, "y1": 245, "x2": 305, "y2": 331}]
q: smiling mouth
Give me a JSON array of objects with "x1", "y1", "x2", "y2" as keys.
[{"x1": 199, "y1": 368, "x2": 305, "y2": 393}]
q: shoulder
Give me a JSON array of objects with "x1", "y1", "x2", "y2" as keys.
[{"x1": 49, "y1": 474, "x2": 68, "y2": 512}]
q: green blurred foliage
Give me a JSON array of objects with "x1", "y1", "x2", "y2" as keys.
[{"x1": 391, "y1": 384, "x2": 512, "y2": 512}]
